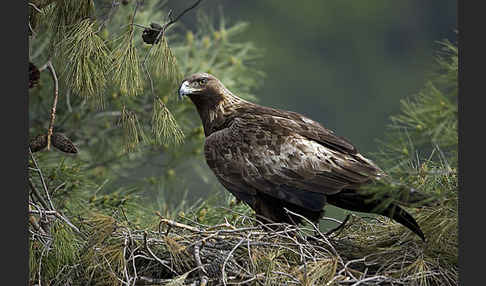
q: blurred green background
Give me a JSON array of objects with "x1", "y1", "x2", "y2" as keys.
[{"x1": 172, "y1": 0, "x2": 456, "y2": 153}]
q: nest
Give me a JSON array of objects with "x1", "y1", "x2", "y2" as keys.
[
  {"x1": 28, "y1": 154, "x2": 457, "y2": 286},
  {"x1": 28, "y1": 209, "x2": 452, "y2": 286}
]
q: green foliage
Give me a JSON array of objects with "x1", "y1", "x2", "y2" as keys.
[
  {"x1": 152, "y1": 97, "x2": 185, "y2": 146},
  {"x1": 148, "y1": 36, "x2": 183, "y2": 87},
  {"x1": 58, "y1": 19, "x2": 111, "y2": 102},
  {"x1": 110, "y1": 26, "x2": 144, "y2": 98}
]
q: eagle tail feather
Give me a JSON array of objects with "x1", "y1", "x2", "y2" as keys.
[{"x1": 326, "y1": 189, "x2": 425, "y2": 241}]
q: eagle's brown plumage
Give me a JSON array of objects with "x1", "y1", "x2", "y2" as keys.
[{"x1": 178, "y1": 72, "x2": 425, "y2": 241}]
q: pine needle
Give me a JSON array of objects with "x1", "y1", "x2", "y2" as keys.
[
  {"x1": 59, "y1": 18, "x2": 111, "y2": 104},
  {"x1": 119, "y1": 105, "x2": 147, "y2": 152},
  {"x1": 110, "y1": 27, "x2": 144, "y2": 97},
  {"x1": 151, "y1": 37, "x2": 184, "y2": 87},
  {"x1": 152, "y1": 97, "x2": 185, "y2": 146}
]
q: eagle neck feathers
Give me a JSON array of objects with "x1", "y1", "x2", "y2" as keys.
[{"x1": 189, "y1": 90, "x2": 247, "y2": 136}]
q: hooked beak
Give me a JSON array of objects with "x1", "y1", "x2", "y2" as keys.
[{"x1": 178, "y1": 81, "x2": 191, "y2": 100}]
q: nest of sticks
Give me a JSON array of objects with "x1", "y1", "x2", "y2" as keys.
[{"x1": 29, "y1": 207, "x2": 456, "y2": 286}]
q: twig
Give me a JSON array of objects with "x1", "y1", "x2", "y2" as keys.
[
  {"x1": 29, "y1": 21, "x2": 36, "y2": 37},
  {"x1": 350, "y1": 275, "x2": 389, "y2": 286},
  {"x1": 29, "y1": 148, "x2": 55, "y2": 210},
  {"x1": 193, "y1": 242, "x2": 209, "y2": 286},
  {"x1": 143, "y1": 231, "x2": 178, "y2": 275},
  {"x1": 135, "y1": 276, "x2": 174, "y2": 285},
  {"x1": 54, "y1": 211, "x2": 83, "y2": 236},
  {"x1": 222, "y1": 237, "x2": 245, "y2": 286},
  {"x1": 28, "y1": 178, "x2": 50, "y2": 210},
  {"x1": 156, "y1": 213, "x2": 201, "y2": 233},
  {"x1": 29, "y1": 212, "x2": 47, "y2": 236},
  {"x1": 28, "y1": 2, "x2": 44, "y2": 14},
  {"x1": 39, "y1": 60, "x2": 59, "y2": 150}
]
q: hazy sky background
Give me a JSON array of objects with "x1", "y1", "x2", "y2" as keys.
[{"x1": 171, "y1": 0, "x2": 457, "y2": 154}]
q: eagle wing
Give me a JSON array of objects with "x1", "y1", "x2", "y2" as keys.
[{"x1": 204, "y1": 108, "x2": 384, "y2": 212}]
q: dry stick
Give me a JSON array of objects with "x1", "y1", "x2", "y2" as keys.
[
  {"x1": 157, "y1": 214, "x2": 201, "y2": 233},
  {"x1": 122, "y1": 237, "x2": 131, "y2": 285},
  {"x1": 28, "y1": 202, "x2": 50, "y2": 238},
  {"x1": 135, "y1": 276, "x2": 174, "y2": 285},
  {"x1": 222, "y1": 237, "x2": 246, "y2": 286},
  {"x1": 28, "y1": 2, "x2": 44, "y2": 13},
  {"x1": 54, "y1": 212, "x2": 83, "y2": 235},
  {"x1": 350, "y1": 275, "x2": 390, "y2": 286},
  {"x1": 29, "y1": 148, "x2": 55, "y2": 210},
  {"x1": 28, "y1": 21, "x2": 36, "y2": 37},
  {"x1": 28, "y1": 209, "x2": 83, "y2": 237},
  {"x1": 39, "y1": 60, "x2": 59, "y2": 150},
  {"x1": 30, "y1": 152, "x2": 85, "y2": 237},
  {"x1": 194, "y1": 242, "x2": 209, "y2": 286},
  {"x1": 29, "y1": 212, "x2": 46, "y2": 236},
  {"x1": 142, "y1": 231, "x2": 178, "y2": 275},
  {"x1": 28, "y1": 177, "x2": 50, "y2": 210},
  {"x1": 340, "y1": 257, "x2": 366, "y2": 282}
]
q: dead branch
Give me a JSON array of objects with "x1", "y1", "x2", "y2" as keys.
[
  {"x1": 29, "y1": 148, "x2": 55, "y2": 210},
  {"x1": 194, "y1": 242, "x2": 209, "y2": 286},
  {"x1": 39, "y1": 60, "x2": 59, "y2": 150}
]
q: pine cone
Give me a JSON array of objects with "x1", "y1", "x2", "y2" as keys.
[
  {"x1": 29, "y1": 62, "x2": 40, "y2": 89},
  {"x1": 29, "y1": 134, "x2": 47, "y2": 152},
  {"x1": 52, "y1": 133, "x2": 78, "y2": 154},
  {"x1": 142, "y1": 23, "x2": 163, "y2": 45}
]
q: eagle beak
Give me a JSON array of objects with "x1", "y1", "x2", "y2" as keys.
[{"x1": 178, "y1": 81, "x2": 191, "y2": 100}]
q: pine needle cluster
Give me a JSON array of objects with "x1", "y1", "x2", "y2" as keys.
[{"x1": 59, "y1": 19, "x2": 111, "y2": 102}]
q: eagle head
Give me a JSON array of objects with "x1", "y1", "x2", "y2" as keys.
[
  {"x1": 178, "y1": 73, "x2": 243, "y2": 135},
  {"x1": 178, "y1": 73, "x2": 226, "y2": 101}
]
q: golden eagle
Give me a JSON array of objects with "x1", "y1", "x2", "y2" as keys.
[{"x1": 178, "y1": 72, "x2": 425, "y2": 241}]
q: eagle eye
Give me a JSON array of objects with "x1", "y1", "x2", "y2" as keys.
[{"x1": 197, "y1": 78, "x2": 208, "y2": 86}]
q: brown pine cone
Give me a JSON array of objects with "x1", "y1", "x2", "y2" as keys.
[
  {"x1": 142, "y1": 23, "x2": 163, "y2": 45},
  {"x1": 52, "y1": 133, "x2": 78, "y2": 154},
  {"x1": 29, "y1": 62, "x2": 40, "y2": 89},
  {"x1": 29, "y1": 134, "x2": 47, "y2": 152}
]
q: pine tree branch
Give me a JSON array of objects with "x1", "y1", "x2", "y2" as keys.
[
  {"x1": 28, "y1": 2, "x2": 45, "y2": 14},
  {"x1": 39, "y1": 60, "x2": 59, "y2": 151},
  {"x1": 141, "y1": 0, "x2": 204, "y2": 97}
]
